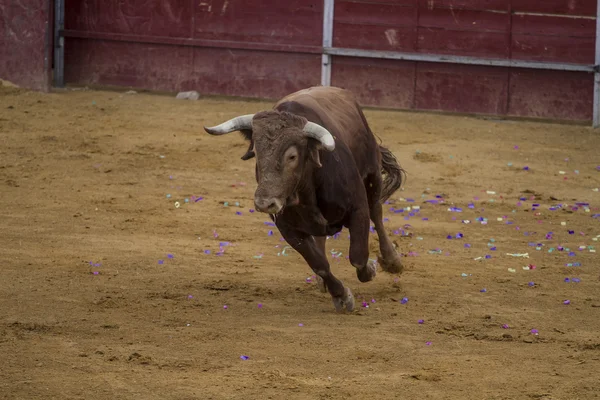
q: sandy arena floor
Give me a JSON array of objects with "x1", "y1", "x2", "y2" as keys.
[{"x1": 0, "y1": 83, "x2": 599, "y2": 400}]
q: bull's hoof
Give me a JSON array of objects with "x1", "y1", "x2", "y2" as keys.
[
  {"x1": 379, "y1": 255, "x2": 404, "y2": 274},
  {"x1": 356, "y1": 260, "x2": 377, "y2": 283},
  {"x1": 315, "y1": 275, "x2": 328, "y2": 293},
  {"x1": 332, "y1": 287, "x2": 354, "y2": 313}
]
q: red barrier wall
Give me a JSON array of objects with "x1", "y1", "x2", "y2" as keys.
[{"x1": 0, "y1": 0, "x2": 52, "y2": 91}]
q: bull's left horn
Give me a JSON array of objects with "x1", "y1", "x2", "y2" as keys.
[
  {"x1": 302, "y1": 122, "x2": 335, "y2": 151},
  {"x1": 204, "y1": 114, "x2": 254, "y2": 135}
]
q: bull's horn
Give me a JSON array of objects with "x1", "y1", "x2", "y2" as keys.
[
  {"x1": 302, "y1": 122, "x2": 335, "y2": 151},
  {"x1": 204, "y1": 114, "x2": 254, "y2": 135}
]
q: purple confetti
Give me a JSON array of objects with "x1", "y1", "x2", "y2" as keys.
[
  {"x1": 257, "y1": 303, "x2": 263, "y2": 309},
  {"x1": 523, "y1": 166, "x2": 529, "y2": 171},
  {"x1": 485, "y1": 255, "x2": 492, "y2": 259},
  {"x1": 400, "y1": 297, "x2": 409, "y2": 304},
  {"x1": 528, "y1": 282, "x2": 535, "y2": 287},
  {"x1": 240, "y1": 355, "x2": 249, "y2": 360},
  {"x1": 418, "y1": 319, "x2": 425, "y2": 324},
  {"x1": 223, "y1": 305, "x2": 228, "y2": 309},
  {"x1": 158, "y1": 260, "x2": 164, "y2": 264},
  {"x1": 235, "y1": 211, "x2": 242, "y2": 216},
  {"x1": 361, "y1": 301, "x2": 369, "y2": 308},
  {"x1": 502, "y1": 324, "x2": 510, "y2": 329},
  {"x1": 572, "y1": 278, "x2": 581, "y2": 283},
  {"x1": 249, "y1": 209, "x2": 255, "y2": 213},
  {"x1": 464, "y1": 243, "x2": 471, "y2": 248},
  {"x1": 564, "y1": 278, "x2": 570, "y2": 283},
  {"x1": 204, "y1": 250, "x2": 211, "y2": 255},
  {"x1": 425, "y1": 341, "x2": 432, "y2": 346},
  {"x1": 92, "y1": 271, "x2": 99, "y2": 275},
  {"x1": 298, "y1": 323, "x2": 304, "y2": 327},
  {"x1": 167, "y1": 254, "x2": 174, "y2": 259},
  {"x1": 264, "y1": 221, "x2": 276, "y2": 227},
  {"x1": 188, "y1": 295, "x2": 193, "y2": 299},
  {"x1": 194, "y1": 197, "x2": 204, "y2": 202},
  {"x1": 480, "y1": 288, "x2": 487, "y2": 293},
  {"x1": 268, "y1": 230, "x2": 274, "y2": 236},
  {"x1": 563, "y1": 300, "x2": 571, "y2": 305},
  {"x1": 531, "y1": 329, "x2": 539, "y2": 335}
]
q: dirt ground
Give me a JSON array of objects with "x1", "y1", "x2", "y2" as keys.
[{"x1": 0, "y1": 83, "x2": 599, "y2": 400}]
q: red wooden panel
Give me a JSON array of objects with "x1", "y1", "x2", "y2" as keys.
[
  {"x1": 64, "y1": 0, "x2": 194, "y2": 38},
  {"x1": 64, "y1": 39, "x2": 320, "y2": 100},
  {"x1": 340, "y1": 0, "x2": 416, "y2": 5},
  {"x1": 508, "y1": 69, "x2": 593, "y2": 121},
  {"x1": 333, "y1": 0, "x2": 417, "y2": 51},
  {"x1": 331, "y1": 56, "x2": 416, "y2": 109},
  {"x1": 0, "y1": 0, "x2": 50, "y2": 91},
  {"x1": 511, "y1": 14, "x2": 595, "y2": 63},
  {"x1": 415, "y1": 63, "x2": 509, "y2": 114},
  {"x1": 64, "y1": 39, "x2": 193, "y2": 91},
  {"x1": 334, "y1": 1, "x2": 417, "y2": 26},
  {"x1": 512, "y1": 14, "x2": 595, "y2": 37},
  {"x1": 417, "y1": 8, "x2": 509, "y2": 58},
  {"x1": 511, "y1": 34, "x2": 594, "y2": 64},
  {"x1": 512, "y1": 0, "x2": 596, "y2": 16},
  {"x1": 419, "y1": 8, "x2": 509, "y2": 32},
  {"x1": 334, "y1": 25, "x2": 417, "y2": 51},
  {"x1": 186, "y1": 48, "x2": 321, "y2": 99},
  {"x1": 418, "y1": 29, "x2": 509, "y2": 58},
  {"x1": 418, "y1": 0, "x2": 509, "y2": 11},
  {"x1": 194, "y1": 0, "x2": 323, "y2": 46}
]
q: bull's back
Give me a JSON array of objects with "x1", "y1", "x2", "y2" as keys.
[{"x1": 274, "y1": 86, "x2": 380, "y2": 177}]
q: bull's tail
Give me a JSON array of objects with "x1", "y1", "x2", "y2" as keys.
[{"x1": 379, "y1": 145, "x2": 405, "y2": 203}]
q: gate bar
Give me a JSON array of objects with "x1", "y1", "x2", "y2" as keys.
[
  {"x1": 53, "y1": 0, "x2": 65, "y2": 87},
  {"x1": 594, "y1": 0, "x2": 600, "y2": 127},
  {"x1": 324, "y1": 47, "x2": 594, "y2": 73},
  {"x1": 321, "y1": 0, "x2": 334, "y2": 87}
]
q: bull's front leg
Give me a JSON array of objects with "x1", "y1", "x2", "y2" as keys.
[
  {"x1": 277, "y1": 225, "x2": 354, "y2": 313},
  {"x1": 347, "y1": 208, "x2": 377, "y2": 283}
]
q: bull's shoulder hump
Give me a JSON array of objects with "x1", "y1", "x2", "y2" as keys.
[{"x1": 276, "y1": 86, "x2": 356, "y2": 106}]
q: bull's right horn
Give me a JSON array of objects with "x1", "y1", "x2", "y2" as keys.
[
  {"x1": 302, "y1": 122, "x2": 335, "y2": 151},
  {"x1": 204, "y1": 114, "x2": 254, "y2": 135}
]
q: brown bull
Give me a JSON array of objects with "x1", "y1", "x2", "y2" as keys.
[{"x1": 204, "y1": 86, "x2": 405, "y2": 312}]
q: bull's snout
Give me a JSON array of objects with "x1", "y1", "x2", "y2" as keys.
[{"x1": 254, "y1": 196, "x2": 283, "y2": 214}]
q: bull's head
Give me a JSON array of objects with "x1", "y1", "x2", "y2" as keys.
[{"x1": 204, "y1": 111, "x2": 335, "y2": 214}]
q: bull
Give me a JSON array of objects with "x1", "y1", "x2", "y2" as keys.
[{"x1": 204, "y1": 86, "x2": 405, "y2": 312}]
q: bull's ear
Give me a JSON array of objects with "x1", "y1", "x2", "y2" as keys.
[
  {"x1": 307, "y1": 140, "x2": 322, "y2": 168},
  {"x1": 239, "y1": 129, "x2": 255, "y2": 160}
]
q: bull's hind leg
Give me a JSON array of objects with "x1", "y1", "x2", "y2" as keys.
[
  {"x1": 278, "y1": 226, "x2": 353, "y2": 312},
  {"x1": 367, "y1": 174, "x2": 404, "y2": 274}
]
